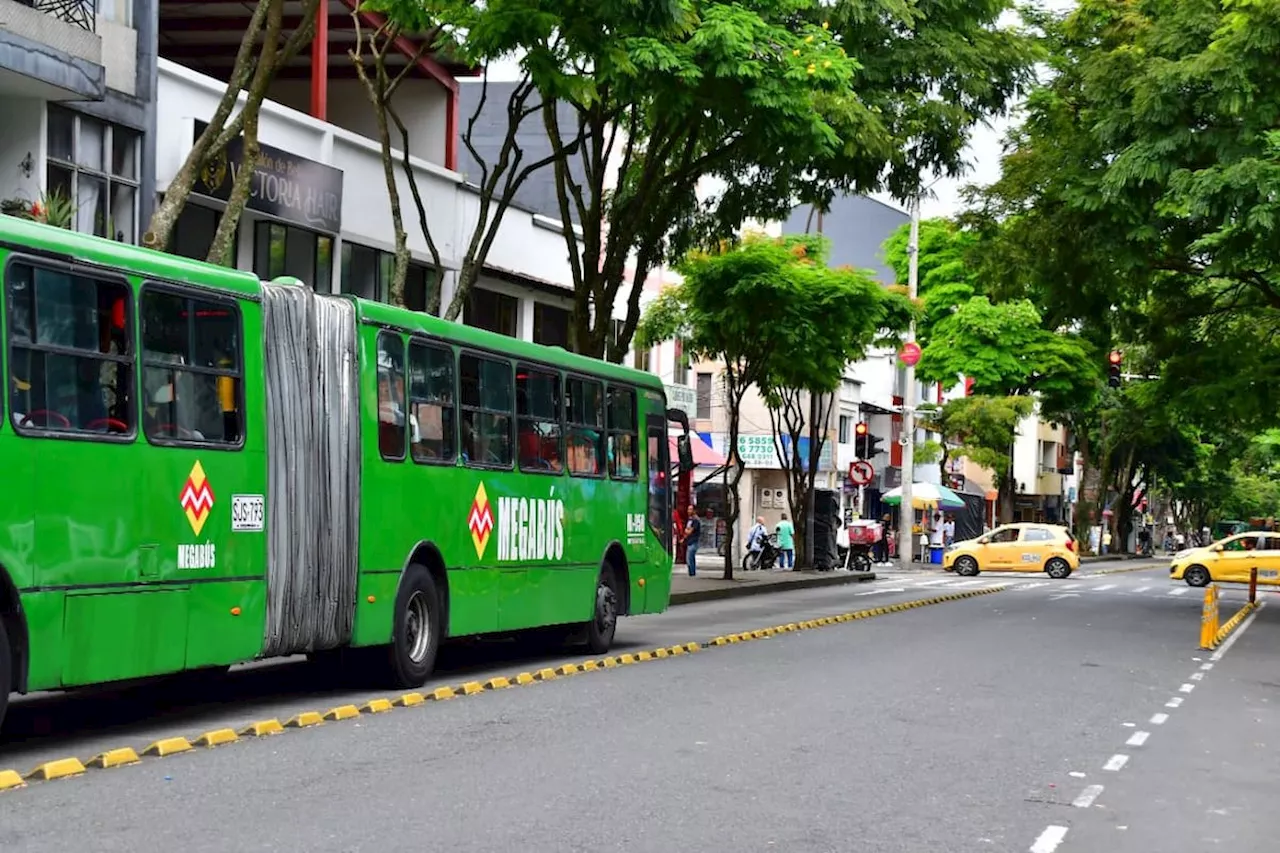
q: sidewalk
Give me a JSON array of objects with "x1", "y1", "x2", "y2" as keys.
[{"x1": 669, "y1": 553, "x2": 874, "y2": 605}]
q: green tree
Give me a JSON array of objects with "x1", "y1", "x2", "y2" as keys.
[
  {"x1": 882, "y1": 218, "x2": 983, "y2": 345},
  {"x1": 919, "y1": 395, "x2": 1034, "y2": 506},
  {"x1": 637, "y1": 234, "x2": 908, "y2": 575}
]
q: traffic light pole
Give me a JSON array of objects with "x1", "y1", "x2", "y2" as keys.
[{"x1": 899, "y1": 194, "x2": 920, "y2": 572}]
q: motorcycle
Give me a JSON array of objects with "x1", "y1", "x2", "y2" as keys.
[{"x1": 743, "y1": 534, "x2": 781, "y2": 571}]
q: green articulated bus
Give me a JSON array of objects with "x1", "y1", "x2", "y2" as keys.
[{"x1": 0, "y1": 215, "x2": 692, "y2": 728}]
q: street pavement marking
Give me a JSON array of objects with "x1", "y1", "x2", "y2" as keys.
[
  {"x1": 1049, "y1": 593, "x2": 1080, "y2": 601},
  {"x1": 1179, "y1": 683, "x2": 1195, "y2": 693},
  {"x1": 1200, "y1": 662, "x2": 1214, "y2": 671},
  {"x1": 1072, "y1": 785, "x2": 1105, "y2": 808},
  {"x1": 1190, "y1": 671, "x2": 1204, "y2": 681},
  {"x1": 1168, "y1": 587, "x2": 1190, "y2": 596},
  {"x1": 1092, "y1": 584, "x2": 1117, "y2": 591},
  {"x1": 1166, "y1": 697, "x2": 1184, "y2": 708},
  {"x1": 1126, "y1": 731, "x2": 1150, "y2": 747},
  {"x1": 1134, "y1": 586, "x2": 1152, "y2": 592},
  {"x1": 1103, "y1": 754, "x2": 1129, "y2": 771},
  {"x1": 1150, "y1": 713, "x2": 1169, "y2": 725},
  {"x1": 1030, "y1": 825, "x2": 1069, "y2": 853},
  {"x1": 855, "y1": 587, "x2": 905, "y2": 596}
]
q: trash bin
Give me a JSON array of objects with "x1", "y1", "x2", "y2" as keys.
[{"x1": 929, "y1": 546, "x2": 944, "y2": 565}]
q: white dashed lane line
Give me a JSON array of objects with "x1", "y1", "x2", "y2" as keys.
[
  {"x1": 1150, "y1": 713, "x2": 1169, "y2": 725},
  {"x1": 1030, "y1": 825, "x2": 1069, "y2": 853},
  {"x1": 1168, "y1": 587, "x2": 1190, "y2": 596},
  {"x1": 1166, "y1": 697, "x2": 1184, "y2": 708},
  {"x1": 1071, "y1": 784, "x2": 1105, "y2": 808},
  {"x1": 1103, "y1": 754, "x2": 1130, "y2": 771},
  {"x1": 1179, "y1": 683, "x2": 1196, "y2": 693},
  {"x1": 1126, "y1": 731, "x2": 1150, "y2": 747}
]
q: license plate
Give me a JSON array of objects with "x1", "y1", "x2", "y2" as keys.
[{"x1": 231, "y1": 494, "x2": 266, "y2": 532}]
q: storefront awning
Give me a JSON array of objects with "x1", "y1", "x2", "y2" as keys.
[{"x1": 670, "y1": 433, "x2": 726, "y2": 468}]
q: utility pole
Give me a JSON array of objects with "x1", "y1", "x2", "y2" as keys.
[{"x1": 899, "y1": 193, "x2": 920, "y2": 572}]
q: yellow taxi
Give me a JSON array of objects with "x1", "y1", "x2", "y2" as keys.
[
  {"x1": 943, "y1": 523, "x2": 1079, "y2": 578},
  {"x1": 1170, "y1": 532, "x2": 1280, "y2": 587}
]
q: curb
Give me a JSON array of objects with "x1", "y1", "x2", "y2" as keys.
[
  {"x1": 1208, "y1": 600, "x2": 1261, "y2": 650},
  {"x1": 670, "y1": 571, "x2": 875, "y2": 605},
  {"x1": 0, "y1": 584, "x2": 1004, "y2": 794}
]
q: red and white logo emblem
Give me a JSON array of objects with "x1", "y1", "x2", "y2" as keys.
[{"x1": 180, "y1": 461, "x2": 215, "y2": 536}]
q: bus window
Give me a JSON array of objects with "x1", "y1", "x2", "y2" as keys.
[
  {"x1": 459, "y1": 353, "x2": 512, "y2": 467},
  {"x1": 7, "y1": 262, "x2": 134, "y2": 436},
  {"x1": 516, "y1": 366, "x2": 562, "y2": 474},
  {"x1": 565, "y1": 376, "x2": 604, "y2": 477},
  {"x1": 141, "y1": 287, "x2": 243, "y2": 444},
  {"x1": 647, "y1": 424, "x2": 671, "y2": 551},
  {"x1": 607, "y1": 385, "x2": 638, "y2": 479},
  {"x1": 407, "y1": 340, "x2": 455, "y2": 463},
  {"x1": 376, "y1": 332, "x2": 406, "y2": 460}
]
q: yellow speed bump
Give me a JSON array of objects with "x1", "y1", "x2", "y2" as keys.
[
  {"x1": 580, "y1": 659, "x2": 600, "y2": 671},
  {"x1": 87, "y1": 748, "x2": 141, "y2": 769},
  {"x1": 0, "y1": 769, "x2": 24, "y2": 791},
  {"x1": 535, "y1": 667, "x2": 559, "y2": 680},
  {"x1": 602, "y1": 657, "x2": 619, "y2": 668},
  {"x1": 459, "y1": 682, "x2": 485, "y2": 696},
  {"x1": 654, "y1": 647, "x2": 670, "y2": 658},
  {"x1": 143, "y1": 738, "x2": 193, "y2": 758},
  {"x1": 668, "y1": 645, "x2": 685, "y2": 655},
  {"x1": 557, "y1": 664, "x2": 581, "y2": 675},
  {"x1": 193, "y1": 729, "x2": 239, "y2": 748},
  {"x1": 323, "y1": 704, "x2": 361, "y2": 721},
  {"x1": 362, "y1": 698, "x2": 395, "y2": 713},
  {"x1": 430, "y1": 686, "x2": 456, "y2": 701},
  {"x1": 514, "y1": 672, "x2": 536, "y2": 685},
  {"x1": 240, "y1": 719, "x2": 285, "y2": 737},
  {"x1": 618, "y1": 654, "x2": 637, "y2": 664},
  {"x1": 636, "y1": 651, "x2": 654, "y2": 661},
  {"x1": 395, "y1": 693, "x2": 426, "y2": 707},
  {"x1": 484, "y1": 677, "x2": 513, "y2": 690},
  {"x1": 26, "y1": 758, "x2": 86, "y2": 781},
  {"x1": 286, "y1": 711, "x2": 325, "y2": 729}
]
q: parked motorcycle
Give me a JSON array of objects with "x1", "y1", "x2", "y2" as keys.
[{"x1": 743, "y1": 534, "x2": 781, "y2": 571}]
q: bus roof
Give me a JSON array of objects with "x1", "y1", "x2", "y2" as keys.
[
  {"x1": 357, "y1": 298, "x2": 665, "y2": 391},
  {"x1": 0, "y1": 214, "x2": 263, "y2": 298}
]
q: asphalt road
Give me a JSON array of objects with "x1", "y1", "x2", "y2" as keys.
[{"x1": 2, "y1": 561, "x2": 1274, "y2": 852}]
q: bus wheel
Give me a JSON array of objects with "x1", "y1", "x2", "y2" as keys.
[
  {"x1": 384, "y1": 564, "x2": 442, "y2": 688},
  {"x1": 585, "y1": 567, "x2": 620, "y2": 655},
  {"x1": 0, "y1": 620, "x2": 10, "y2": 733}
]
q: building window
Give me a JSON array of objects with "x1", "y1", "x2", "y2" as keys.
[
  {"x1": 838, "y1": 415, "x2": 852, "y2": 444},
  {"x1": 169, "y1": 204, "x2": 236, "y2": 267},
  {"x1": 633, "y1": 345, "x2": 651, "y2": 373},
  {"x1": 533, "y1": 302, "x2": 570, "y2": 348},
  {"x1": 465, "y1": 288, "x2": 518, "y2": 338},
  {"x1": 46, "y1": 105, "x2": 141, "y2": 244},
  {"x1": 340, "y1": 243, "x2": 438, "y2": 309},
  {"x1": 695, "y1": 372, "x2": 712, "y2": 420},
  {"x1": 141, "y1": 288, "x2": 243, "y2": 445},
  {"x1": 405, "y1": 265, "x2": 440, "y2": 313},
  {"x1": 673, "y1": 339, "x2": 690, "y2": 385},
  {"x1": 255, "y1": 221, "x2": 333, "y2": 291}
]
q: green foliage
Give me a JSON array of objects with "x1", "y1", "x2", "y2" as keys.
[
  {"x1": 882, "y1": 217, "x2": 982, "y2": 345},
  {"x1": 920, "y1": 395, "x2": 1034, "y2": 483}
]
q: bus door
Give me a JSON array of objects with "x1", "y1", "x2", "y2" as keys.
[
  {"x1": 5, "y1": 260, "x2": 152, "y2": 688},
  {"x1": 133, "y1": 284, "x2": 265, "y2": 670}
]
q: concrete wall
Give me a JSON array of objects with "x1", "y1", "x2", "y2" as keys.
[
  {"x1": 783, "y1": 195, "x2": 909, "y2": 285},
  {"x1": 0, "y1": 97, "x2": 45, "y2": 203}
]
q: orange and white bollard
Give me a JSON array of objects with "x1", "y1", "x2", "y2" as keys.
[{"x1": 1200, "y1": 584, "x2": 1220, "y2": 650}]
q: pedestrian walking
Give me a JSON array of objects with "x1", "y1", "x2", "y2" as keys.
[
  {"x1": 776, "y1": 512, "x2": 796, "y2": 569},
  {"x1": 943, "y1": 514, "x2": 956, "y2": 547},
  {"x1": 684, "y1": 507, "x2": 701, "y2": 577},
  {"x1": 873, "y1": 513, "x2": 891, "y2": 564}
]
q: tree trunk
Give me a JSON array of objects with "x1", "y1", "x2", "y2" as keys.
[{"x1": 205, "y1": 0, "x2": 285, "y2": 265}]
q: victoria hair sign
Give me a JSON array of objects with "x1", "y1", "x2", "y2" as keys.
[{"x1": 192, "y1": 122, "x2": 344, "y2": 234}]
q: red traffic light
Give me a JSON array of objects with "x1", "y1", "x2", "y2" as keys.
[
  {"x1": 1108, "y1": 350, "x2": 1123, "y2": 365},
  {"x1": 855, "y1": 422, "x2": 869, "y2": 436}
]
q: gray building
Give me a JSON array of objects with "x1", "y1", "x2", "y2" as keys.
[
  {"x1": 456, "y1": 80, "x2": 586, "y2": 226},
  {"x1": 783, "y1": 195, "x2": 909, "y2": 285},
  {"x1": 0, "y1": 0, "x2": 157, "y2": 240}
]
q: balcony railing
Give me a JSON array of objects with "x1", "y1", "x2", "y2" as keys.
[{"x1": 21, "y1": 0, "x2": 96, "y2": 32}]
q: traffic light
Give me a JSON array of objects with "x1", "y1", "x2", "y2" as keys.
[
  {"x1": 854, "y1": 422, "x2": 884, "y2": 459},
  {"x1": 1107, "y1": 350, "x2": 1123, "y2": 388}
]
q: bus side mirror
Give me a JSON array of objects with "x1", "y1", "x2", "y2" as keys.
[{"x1": 677, "y1": 435, "x2": 696, "y2": 473}]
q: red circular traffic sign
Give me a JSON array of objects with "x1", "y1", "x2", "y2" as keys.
[
  {"x1": 900, "y1": 342, "x2": 922, "y2": 367},
  {"x1": 848, "y1": 460, "x2": 875, "y2": 486}
]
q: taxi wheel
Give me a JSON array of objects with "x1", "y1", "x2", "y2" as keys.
[
  {"x1": 954, "y1": 556, "x2": 979, "y2": 577},
  {"x1": 1046, "y1": 558, "x2": 1072, "y2": 579},
  {"x1": 1184, "y1": 565, "x2": 1211, "y2": 587}
]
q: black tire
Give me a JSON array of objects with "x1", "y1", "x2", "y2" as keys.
[
  {"x1": 0, "y1": 619, "x2": 10, "y2": 735},
  {"x1": 852, "y1": 552, "x2": 872, "y2": 573},
  {"x1": 585, "y1": 566, "x2": 620, "y2": 655},
  {"x1": 1184, "y1": 565, "x2": 1211, "y2": 588},
  {"x1": 743, "y1": 551, "x2": 761, "y2": 571},
  {"x1": 382, "y1": 564, "x2": 442, "y2": 688},
  {"x1": 954, "y1": 556, "x2": 980, "y2": 577},
  {"x1": 1046, "y1": 558, "x2": 1072, "y2": 579}
]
